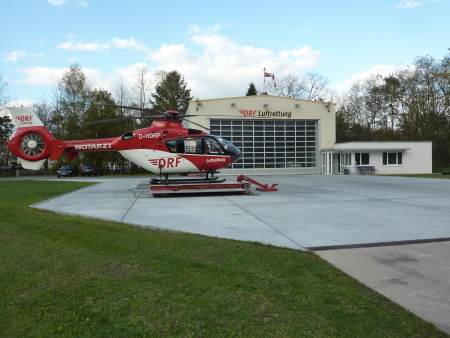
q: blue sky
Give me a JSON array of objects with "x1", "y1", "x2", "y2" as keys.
[{"x1": 1, "y1": 0, "x2": 449, "y2": 107}]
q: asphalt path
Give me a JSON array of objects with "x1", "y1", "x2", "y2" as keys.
[{"x1": 2, "y1": 174, "x2": 450, "y2": 334}]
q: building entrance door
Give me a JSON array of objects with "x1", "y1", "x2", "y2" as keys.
[{"x1": 321, "y1": 152, "x2": 335, "y2": 174}]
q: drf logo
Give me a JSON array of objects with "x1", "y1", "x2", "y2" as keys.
[
  {"x1": 149, "y1": 157, "x2": 181, "y2": 168},
  {"x1": 238, "y1": 110, "x2": 257, "y2": 117},
  {"x1": 16, "y1": 115, "x2": 33, "y2": 123}
]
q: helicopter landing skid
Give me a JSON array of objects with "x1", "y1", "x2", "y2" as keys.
[{"x1": 150, "y1": 177, "x2": 251, "y2": 197}]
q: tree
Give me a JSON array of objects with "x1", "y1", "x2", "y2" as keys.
[
  {"x1": 269, "y1": 74, "x2": 306, "y2": 98},
  {"x1": 335, "y1": 53, "x2": 450, "y2": 168},
  {"x1": 267, "y1": 72, "x2": 332, "y2": 101},
  {"x1": 112, "y1": 78, "x2": 137, "y2": 131},
  {"x1": 246, "y1": 82, "x2": 258, "y2": 96},
  {"x1": 150, "y1": 70, "x2": 193, "y2": 113},
  {"x1": 0, "y1": 73, "x2": 13, "y2": 169},
  {"x1": 81, "y1": 89, "x2": 125, "y2": 174},
  {"x1": 375, "y1": 75, "x2": 404, "y2": 138},
  {"x1": 54, "y1": 63, "x2": 90, "y2": 140},
  {"x1": 33, "y1": 98, "x2": 55, "y2": 127},
  {"x1": 32, "y1": 99, "x2": 57, "y2": 174},
  {"x1": 113, "y1": 78, "x2": 132, "y2": 108},
  {"x1": 0, "y1": 115, "x2": 14, "y2": 166},
  {"x1": 335, "y1": 95, "x2": 361, "y2": 143},
  {"x1": 132, "y1": 64, "x2": 152, "y2": 112},
  {"x1": 0, "y1": 71, "x2": 11, "y2": 111},
  {"x1": 396, "y1": 55, "x2": 450, "y2": 167},
  {"x1": 304, "y1": 72, "x2": 331, "y2": 101}
]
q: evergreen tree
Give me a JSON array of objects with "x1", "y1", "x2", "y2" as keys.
[
  {"x1": 246, "y1": 82, "x2": 258, "y2": 96},
  {"x1": 0, "y1": 115, "x2": 14, "y2": 165},
  {"x1": 150, "y1": 71, "x2": 193, "y2": 113}
]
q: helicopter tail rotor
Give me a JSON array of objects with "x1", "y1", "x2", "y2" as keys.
[
  {"x1": 19, "y1": 132, "x2": 46, "y2": 157},
  {"x1": 7, "y1": 107, "x2": 58, "y2": 169}
]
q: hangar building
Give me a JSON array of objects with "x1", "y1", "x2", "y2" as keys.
[{"x1": 186, "y1": 95, "x2": 432, "y2": 175}]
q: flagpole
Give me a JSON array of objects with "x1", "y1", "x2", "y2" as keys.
[{"x1": 263, "y1": 67, "x2": 266, "y2": 94}]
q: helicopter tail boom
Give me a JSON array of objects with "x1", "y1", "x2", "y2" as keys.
[{"x1": 8, "y1": 107, "x2": 122, "y2": 170}]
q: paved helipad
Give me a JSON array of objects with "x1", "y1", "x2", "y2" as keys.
[
  {"x1": 22, "y1": 175, "x2": 450, "y2": 333},
  {"x1": 31, "y1": 175, "x2": 450, "y2": 250}
]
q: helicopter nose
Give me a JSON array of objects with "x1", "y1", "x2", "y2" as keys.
[{"x1": 230, "y1": 147, "x2": 241, "y2": 162}]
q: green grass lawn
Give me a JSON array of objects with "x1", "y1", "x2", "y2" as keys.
[
  {"x1": 0, "y1": 181, "x2": 447, "y2": 337},
  {"x1": 390, "y1": 174, "x2": 450, "y2": 179}
]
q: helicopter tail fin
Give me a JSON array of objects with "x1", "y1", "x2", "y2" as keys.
[{"x1": 7, "y1": 107, "x2": 62, "y2": 170}]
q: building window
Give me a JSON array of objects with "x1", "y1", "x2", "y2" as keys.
[
  {"x1": 383, "y1": 152, "x2": 402, "y2": 165},
  {"x1": 342, "y1": 153, "x2": 351, "y2": 166},
  {"x1": 355, "y1": 153, "x2": 369, "y2": 165}
]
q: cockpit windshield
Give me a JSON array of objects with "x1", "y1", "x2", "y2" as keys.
[{"x1": 207, "y1": 135, "x2": 241, "y2": 161}]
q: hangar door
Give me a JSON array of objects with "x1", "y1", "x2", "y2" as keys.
[{"x1": 210, "y1": 119, "x2": 318, "y2": 174}]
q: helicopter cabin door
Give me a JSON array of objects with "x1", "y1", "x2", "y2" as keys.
[
  {"x1": 181, "y1": 138, "x2": 210, "y2": 170},
  {"x1": 164, "y1": 138, "x2": 204, "y2": 171}
]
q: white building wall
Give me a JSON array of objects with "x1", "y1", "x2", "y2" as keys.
[
  {"x1": 187, "y1": 95, "x2": 336, "y2": 150},
  {"x1": 334, "y1": 141, "x2": 432, "y2": 175}
]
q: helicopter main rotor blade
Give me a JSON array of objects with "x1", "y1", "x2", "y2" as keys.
[
  {"x1": 86, "y1": 115, "x2": 165, "y2": 125},
  {"x1": 181, "y1": 118, "x2": 210, "y2": 131},
  {"x1": 101, "y1": 104, "x2": 162, "y2": 115}
]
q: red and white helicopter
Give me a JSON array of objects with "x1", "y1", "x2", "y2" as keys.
[
  {"x1": 7, "y1": 105, "x2": 241, "y2": 173},
  {"x1": 7, "y1": 105, "x2": 278, "y2": 194}
]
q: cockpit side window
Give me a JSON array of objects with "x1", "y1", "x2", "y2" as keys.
[
  {"x1": 166, "y1": 140, "x2": 179, "y2": 153},
  {"x1": 184, "y1": 138, "x2": 203, "y2": 154},
  {"x1": 204, "y1": 137, "x2": 224, "y2": 155}
]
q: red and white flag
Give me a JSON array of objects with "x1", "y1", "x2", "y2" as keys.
[{"x1": 264, "y1": 72, "x2": 276, "y2": 87}]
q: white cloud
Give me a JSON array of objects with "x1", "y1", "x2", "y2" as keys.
[
  {"x1": 148, "y1": 44, "x2": 197, "y2": 66},
  {"x1": 396, "y1": 0, "x2": 444, "y2": 9},
  {"x1": 146, "y1": 27, "x2": 322, "y2": 98},
  {"x1": 57, "y1": 40, "x2": 110, "y2": 52},
  {"x1": 16, "y1": 66, "x2": 66, "y2": 86},
  {"x1": 16, "y1": 26, "x2": 324, "y2": 100},
  {"x1": 5, "y1": 100, "x2": 37, "y2": 110},
  {"x1": 51, "y1": 27, "x2": 322, "y2": 97},
  {"x1": 331, "y1": 64, "x2": 410, "y2": 94},
  {"x1": 112, "y1": 38, "x2": 150, "y2": 52},
  {"x1": 48, "y1": 0, "x2": 89, "y2": 7},
  {"x1": 4, "y1": 50, "x2": 28, "y2": 62},
  {"x1": 56, "y1": 37, "x2": 150, "y2": 53},
  {"x1": 48, "y1": 0, "x2": 67, "y2": 6},
  {"x1": 13, "y1": 64, "x2": 148, "y2": 96},
  {"x1": 397, "y1": 0, "x2": 422, "y2": 8},
  {"x1": 77, "y1": 0, "x2": 89, "y2": 7}
]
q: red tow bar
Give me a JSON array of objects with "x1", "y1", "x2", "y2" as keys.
[{"x1": 236, "y1": 175, "x2": 279, "y2": 192}]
